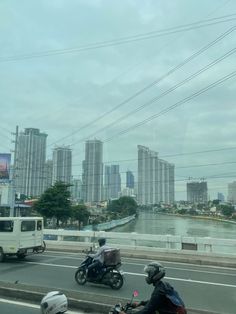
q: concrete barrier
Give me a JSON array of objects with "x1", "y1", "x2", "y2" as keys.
[
  {"x1": 43, "y1": 229, "x2": 236, "y2": 256},
  {"x1": 0, "y1": 281, "x2": 221, "y2": 314},
  {"x1": 45, "y1": 241, "x2": 236, "y2": 268}
]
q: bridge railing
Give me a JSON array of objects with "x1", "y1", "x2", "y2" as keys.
[{"x1": 43, "y1": 229, "x2": 236, "y2": 256}]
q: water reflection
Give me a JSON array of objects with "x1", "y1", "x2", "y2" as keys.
[{"x1": 112, "y1": 211, "x2": 236, "y2": 240}]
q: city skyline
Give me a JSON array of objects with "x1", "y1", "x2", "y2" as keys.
[
  {"x1": 0, "y1": 126, "x2": 234, "y2": 202},
  {"x1": 0, "y1": 1, "x2": 236, "y2": 200}
]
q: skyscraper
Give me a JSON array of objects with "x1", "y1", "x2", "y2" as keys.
[
  {"x1": 15, "y1": 128, "x2": 47, "y2": 197},
  {"x1": 137, "y1": 145, "x2": 175, "y2": 205},
  {"x1": 227, "y1": 181, "x2": 236, "y2": 204},
  {"x1": 104, "y1": 165, "x2": 121, "y2": 200},
  {"x1": 43, "y1": 160, "x2": 53, "y2": 190},
  {"x1": 71, "y1": 178, "x2": 82, "y2": 202},
  {"x1": 110, "y1": 165, "x2": 121, "y2": 199},
  {"x1": 104, "y1": 165, "x2": 110, "y2": 200},
  {"x1": 52, "y1": 146, "x2": 72, "y2": 185},
  {"x1": 83, "y1": 140, "x2": 103, "y2": 204},
  {"x1": 217, "y1": 192, "x2": 225, "y2": 202},
  {"x1": 187, "y1": 181, "x2": 208, "y2": 203},
  {"x1": 126, "y1": 170, "x2": 134, "y2": 189}
]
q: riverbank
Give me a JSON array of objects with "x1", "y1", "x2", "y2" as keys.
[
  {"x1": 159, "y1": 211, "x2": 236, "y2": 225},
  {"x1": 82, "y1": 214, "x2": 136, "y2": 231},
  {"x1": 111, "y1": 211, "x2": 236, "y2": 242}
]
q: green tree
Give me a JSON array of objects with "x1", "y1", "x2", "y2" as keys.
[
  {"x1": 33, "y1": 181, "x2": 72, "y2": 227},
  {"x1": 212, "y1": 199, "x2": 220, "y2": 205},
  {"x1": 220, "y1": 205, "x2": 235, "y2": 217},
  {"x1": 71, "y1": 204, "x2": 90, "y2": 229},
  {"x1": 107, "y1": 196, "x2": 137, "y2": 216}
]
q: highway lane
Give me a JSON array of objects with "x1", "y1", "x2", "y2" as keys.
[{"x1": 0, "y1": 251, "x2": 235, "y2": 313}]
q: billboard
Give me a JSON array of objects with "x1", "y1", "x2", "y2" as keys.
[{"x1": 0, "y1": 153, "x2": 11, "y2": 181}]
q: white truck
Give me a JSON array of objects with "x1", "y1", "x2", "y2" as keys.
[{"x1": 0, "y1": 216, "x2": 46, "y2": 262}]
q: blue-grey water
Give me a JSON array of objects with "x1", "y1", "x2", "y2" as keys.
[{"x1": 112, "y1": 211, "x2": 236, "y2": 240}]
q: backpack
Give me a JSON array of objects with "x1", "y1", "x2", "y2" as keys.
[{"x1": 165, "y1": 289, "x2": 187, "y2": 314}]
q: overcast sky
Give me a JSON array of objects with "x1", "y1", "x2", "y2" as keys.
[{"x1": 0, "y1": 0, "x2": 236, "y2": 200}]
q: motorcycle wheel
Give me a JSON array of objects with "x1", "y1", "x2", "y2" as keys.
[
  {"x1": 75, "y1": 268, "x2": 87, "y2": 285},
  {"x1": 110, "y1": 272, "x2": 124, "y2": 290}
]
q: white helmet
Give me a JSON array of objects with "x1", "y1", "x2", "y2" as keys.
[{"x1": 40, "y1": 291, "x2": 68, "y2": 314}]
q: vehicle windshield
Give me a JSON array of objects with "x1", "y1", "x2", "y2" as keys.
[{"x1": 0, "y1": 1, "x2": 235, "y2": 313}]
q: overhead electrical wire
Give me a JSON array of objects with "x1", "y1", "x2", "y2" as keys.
[
  {"x1": 1, "y1": 14, "x2": 236, "y2": 63},
  {"x1": 50, "y1": 25, "x2": 236, "y2": 147},
  {"x1": 70, "y1": 47, "x2": 236, "y2": 145},
  {"x1": 103, "y1": 70, "x2": 236, "y2": 142}
]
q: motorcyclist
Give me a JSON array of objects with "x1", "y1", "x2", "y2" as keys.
[
  {"x1": 120, "y1": 261, "x2": 186, "y2": 314},
  {"x1": 86, "y1": 237, "x2": 110, "y2": 279},
  {"x1": 40, "y1": 291, "x2": 68, "y2": 314}
]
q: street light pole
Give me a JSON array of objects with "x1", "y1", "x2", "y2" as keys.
[{"x1": 10, "y1": 125, "x2": 18, "y2": 217}]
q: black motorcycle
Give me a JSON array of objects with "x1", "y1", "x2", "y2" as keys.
[
  {"x1": 75, "y1": 250, "x2": 124, "y2": 290},
  {"x1": 109, "y1": 290, "x2": 139, "y2": 314}
]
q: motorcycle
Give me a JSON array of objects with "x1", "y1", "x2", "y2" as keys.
[
  {"x1": 75, "y1": 249, "x2": 124, "y2": 290},
  {"x1": 109, "y1": 290, "x2": 139, "y2": 314}
]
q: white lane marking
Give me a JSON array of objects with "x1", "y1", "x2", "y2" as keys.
[
  {"x1": 0, "y1": 298, "x2": 83, "y2": 313},
  {"x1": 34, "y1": 255, "x2": 236, "y2": 277},
  {"x1": 123, "y1": 258, "x2": 236, "y2": 271},
  {"x1": 27, "y1": 261, "x2": 76, "y2": 268},
  {"x1": 165, "y1": 267, "x2": 236, "y2": 277},
  {"x1": 45, "y1": 250, "x2": 236, "y2": 271},
  {"x1": 123, "y1": 272, "x2": 236, "y2": 288},
  {"x1": 25, "y1": 261, "x2": 236, "y2": 288},
  {"x1": 122, "y1": 261, "x2": 236, "y2": 276}
]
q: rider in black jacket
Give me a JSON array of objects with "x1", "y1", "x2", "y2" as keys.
[{"x1": 121, "y1": 261, "x2": 186, "y2": 314}]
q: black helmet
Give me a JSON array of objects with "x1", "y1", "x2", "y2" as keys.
[
  {"x1": 144, "y1": 261, "x2": 165, "y2": 284},
  {"x1": 98, "y1": 238, "x2": 106, "y2": 247}
]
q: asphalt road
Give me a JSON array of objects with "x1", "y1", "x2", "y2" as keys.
[
  {"x1": 0, "y1": 251, "x2": 235, "y2": 314},
  {"x1": 0, "y1": 297, "x2": 84, "y2": 314}
]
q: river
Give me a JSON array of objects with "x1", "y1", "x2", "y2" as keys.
[{"x1": 111, "y1": 211, "x2": 236, "y2": 240}]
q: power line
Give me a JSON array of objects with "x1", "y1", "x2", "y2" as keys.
[
  {"x1": 14, "y1": 159, "x2": 236, "y2": 178},
  {"x1": 1, "y1": 14, "x2": 236, "y2": 63},
  {"x1": 103, "y1": 70, "x2": 236, "y2": 142},
  {"x1": 70, "y1": 47, "x2": 236, "y2": 145},
  {"x1": 56, "y1": 25, "x2": 236, "y2": 148}
]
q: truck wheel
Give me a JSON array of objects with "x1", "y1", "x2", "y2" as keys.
[
  {"x1": 0, "y1": 248, "x2": 5, "y2": 262},
  {"x1": 17, "y1": 253, "x2": 26, "y2": 260}
]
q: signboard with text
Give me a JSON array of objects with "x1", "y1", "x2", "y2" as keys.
[{"x1": 0, "y1": 153, "x2": 11, "y2": 182}]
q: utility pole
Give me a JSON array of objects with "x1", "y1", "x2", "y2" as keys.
[{"x1": 10, "y1": 125, "x2": 19, "y2": 216}]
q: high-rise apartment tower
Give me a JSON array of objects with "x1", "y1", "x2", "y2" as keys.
[
  {"x1": 15, "y1": 128, "x2": 47, "y2": 197},
  {"x1": 82, "y1": 140, "x2": 103, "y2": 204},
  {"x1": 187, "y1": 181, "x2": 208, "y2": 203},
  {"x1": 52, "y1": 146, "x2": 72, "y2": 185},
  {"x1": 137, "y1": 145, "x2": 175, "y2": 205}
]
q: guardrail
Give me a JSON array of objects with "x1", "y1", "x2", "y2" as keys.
[{"x1": 43, "y1": 229, "x2": 236, "y2": 256}]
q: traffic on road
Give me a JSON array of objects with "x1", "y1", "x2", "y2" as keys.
[{"x1": 0, "y1": 250, "x2": 235, "y2": 313}]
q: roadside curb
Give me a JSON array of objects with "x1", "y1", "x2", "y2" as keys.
[
  {"x1": 0, "y1": 281, "x2": 221, "y2": 314},
  {"x1": 0, "y1": 283, "x2": 108, "y2": 313}
]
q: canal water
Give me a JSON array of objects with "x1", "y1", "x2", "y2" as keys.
[{"x1": 111, "y1": 211, "x2": 236, "y2": 240}]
